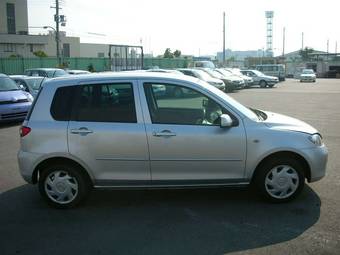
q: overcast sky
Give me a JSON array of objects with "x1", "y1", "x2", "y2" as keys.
[{"x1": 27, "y1": 0, "x2": 340, "y2": 56}]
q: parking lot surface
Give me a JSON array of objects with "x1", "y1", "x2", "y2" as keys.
[{"x1": 0, "y1": 79, "x2": 339, "y2": 255}]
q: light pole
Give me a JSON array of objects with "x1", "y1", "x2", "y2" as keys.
[{"x1": 43, "y1": 26, "x2": 61, "y2": 66}]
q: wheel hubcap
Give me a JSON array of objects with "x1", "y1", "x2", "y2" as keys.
[
  {"x1": 265, "y1": 165, "x2": 299, "y2": 199},
  {"x1": 44, "y1": 171, "x2": 78, "y2": 204}
]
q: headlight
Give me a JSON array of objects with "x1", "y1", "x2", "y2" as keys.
[
  {"x1": 309, "y1": 134, "x2": 323, "y2": 146},
  {"x1": 27, "y1": 94, "x2": 34, "y2": 102}
]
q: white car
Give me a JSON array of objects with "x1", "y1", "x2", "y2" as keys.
[{"x1": 300, "y1": 69, "x2": 316, "y2": 82}]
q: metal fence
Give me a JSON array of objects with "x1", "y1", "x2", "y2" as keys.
[{"x1": 0, "y1": 57, "x2": 191, "y2": 75}]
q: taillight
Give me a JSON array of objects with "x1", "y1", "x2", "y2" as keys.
[{"x1": 20, "y1": 126, "x2": 31, "y2": 137}]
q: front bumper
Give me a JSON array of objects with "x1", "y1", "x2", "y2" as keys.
[
  {"x1": 0, "y1": 103, "x2": 31, "y2": 122},
  {"x1": 301, "y1": 145, "x2": 328, "y2": 182}
]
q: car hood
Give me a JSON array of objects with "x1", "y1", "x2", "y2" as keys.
[
  {"x1": 263, "y1": 111, "x2": 317, "y2": 134},
  {"x1": 0, "y1": 90, "x2": 29, "y2": 102},
  {"x1": 260, "y1": 75, "x2": 278, "y2": 80},
  {"x1": 301, "y1": 74, "x2": 316, "y2": 77},
  {"x1": 207, "y1": 77, "x2": 224, "y2": 84}
]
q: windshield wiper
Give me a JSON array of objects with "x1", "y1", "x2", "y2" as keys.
[{"x1": 249, "y1": 108, "x2": 267, "y2": 121}]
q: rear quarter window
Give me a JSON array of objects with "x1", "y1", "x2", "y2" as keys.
[{"x1": 50, "y1": 86, "x2": 76, "y2": 121}]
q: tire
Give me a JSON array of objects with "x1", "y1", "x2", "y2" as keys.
[
  {"x1": 253, "y1": 157, "x2": 305, "y2": 203},
  {"x1": 38, "y1": 164, "x2": 91, "y2": 208},
  {"x1": 259, "y1": 80, "x2": 267, "y2": 88}
]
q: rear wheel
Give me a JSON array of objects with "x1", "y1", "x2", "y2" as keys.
[
  {"x1": 259, "y1": 80, "x2": 267, "y2": 88},
  {"x1": 253, "y1": 157, "x2": 305, "y2": 202},
  {"x1": 38, "y1": 164, "x2": 91, "y2": 208}
]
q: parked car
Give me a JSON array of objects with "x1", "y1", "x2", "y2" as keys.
[
  {"x1": 177, "y1": 68, "x2": 225, "y2": 91},
  {"x1": 10, "y1": 75, "x2": 45, "y2": 98},
  {"x1": 198, "y1": 68, "x2": 244, "y2": 92},
  {"x1": 225, "y1": 68, "x2": 254, "y2": 88},
  {"x1": 300, "y1": 69, "x2": 316, "y2": 82},
  {"x1": 214, "y1": 68, "x2": 246, "y2": 91},
  {"x1": 193, "y1": 60, "x2": 215, "y2": 69},
  {"x1": 66, "y1": 70, "x2": 91, "y2": 75},
  {"x1": 18, "y1": 72, "x2": 328, "y2": 208},
  {"x1": 240, "y1": 70, "x2": 279, "y2": 88},
  {"x1": 256, "y1": 64, "x2": 286, "y2": 81},
  {"x1": 25, "y1": 68, "x2": 69, "y2": 78},
  {"x1": 0, "y1": 73, "x2": 33, "y2": 122},
  {"x1": 145, "y1": 69, "x2": 184, "y2": 75}
]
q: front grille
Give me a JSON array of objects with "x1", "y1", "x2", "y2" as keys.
[
  {"x1": 0, "y1": 99, "x2": 29, "y2": 105},
  {"x1": 1, "y1": 111, "x2": 28, "y2": 119}
]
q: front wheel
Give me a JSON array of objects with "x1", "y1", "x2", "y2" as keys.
[
  {"x1": 259, "y1": 80, "x2": 267, "y2": 88},
  {"x1": 253, "y1": 157, "x2": 305, "y2": 202},
  {"x1": 38, "y1": 164, "x2": 91, "y2": 208}
]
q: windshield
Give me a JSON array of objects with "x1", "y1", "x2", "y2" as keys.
[
  {"x1": 197, "y1": 79, "x2": 258, "y2": 121},
  {"x1": 216, "y1": 69, "x2": 232, "y2": 77},
  {"x1": 231, "y1": 69, "x2": 243, "y2": 76},
  {"x1": 203, "y1": 69, "x2": 223, "y2": 79},
  {"x1": 249, "y1": 108, "x2": 268, "y2": 121},
  {"x1": 302, "y1": 69, "x2": 314, "y2": 74},
  {"x1": 26, "y1": 78, "x2": 44, "y2": 91},
  {"x1": 194, "y1": 69, "x2": 215, "y2": 81},
  {"x1": 252, "y1": 70, "x2": 265, "y2": 76},
  {"x1": 0, "y1": 77, "x2": 20, "y2": 91}
]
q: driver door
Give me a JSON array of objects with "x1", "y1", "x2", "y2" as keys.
[{"x1": 140, "y1": 82, "x2": 247, "y2": 183}]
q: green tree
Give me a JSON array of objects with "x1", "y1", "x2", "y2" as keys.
[
  {"x1": 173, "y1": 49, "x2": 181, "y2": 58},
  {"x1": 33, "y1": 50, "x2": 48, "y2": 58},
  {"x1": 299, "y1": 47, "x2": 314, "y2": 61},
  {"x1": 163, "y1": 48, "x2": 174, "y2": 58}
]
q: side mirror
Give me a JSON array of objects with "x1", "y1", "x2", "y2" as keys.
[
  {"x1": 220, "y1": 114, "x2": 233, "y2": 128},
  {"x1": 19, "y1": 84, "x2": 25, "y2": 90}
]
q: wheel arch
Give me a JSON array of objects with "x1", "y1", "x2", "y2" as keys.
[
  {"x1": 32, "y1": 156, "x2": 94, "y2": 186},
  {"x1": 251, "y1": 151, "x2": 311, "y2": 183}
]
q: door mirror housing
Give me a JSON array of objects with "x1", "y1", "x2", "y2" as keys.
[{"x1": 220, "y1": 114, "x2": 233, "y2": 128}]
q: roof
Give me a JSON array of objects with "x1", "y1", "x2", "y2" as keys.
[{"x1": 43, "y1": 71, "x2": 201, "y2": 86}]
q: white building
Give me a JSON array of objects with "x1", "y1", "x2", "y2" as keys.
[{"x1": 0, "y1": 0, "x2": 93, "y2": 58}]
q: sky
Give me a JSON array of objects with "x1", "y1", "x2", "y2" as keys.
[{"x1": 27, "y1": 0, "x2": 340, "y2": 57}]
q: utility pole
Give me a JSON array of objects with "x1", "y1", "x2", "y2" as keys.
[
  {"x1": 51, "y1": 0, "x2": 61, "y2": 66},
  {"x1": 301, "y1": 32, "x2": 304, "y2": 50},
  {"x1": 336, "y1": 41, "x2": 338, "y2": 54},
  {"x1": 282, "y1": 27, "x2": 285, "y2": 57},
  {"x1": 223, "y1": 12, "x2": 226, "y2": 66}
]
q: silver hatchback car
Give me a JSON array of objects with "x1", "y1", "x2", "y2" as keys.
[{"x1": 18, "y1": 72, "x2": 328, "y2": 208}]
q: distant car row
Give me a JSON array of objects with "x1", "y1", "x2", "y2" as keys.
[{"x1": 146, "y1": 67, "x2": 279, "y2": 92}]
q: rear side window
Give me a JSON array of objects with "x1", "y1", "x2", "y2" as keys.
[
  {"x1": 50, "y1": 86, "x2": 76, "y2": 121},
  {"x1": 73, "y1": 83, "x2": 136, "y2": 123}
]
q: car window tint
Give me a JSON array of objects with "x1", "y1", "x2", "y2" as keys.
[
  {"x1": 144, "y1": 83, "x2": 225, "y2": 126},
  {"x1": 74, "y1": 83, "x2": 136, "y2": 123},
  {"x1": 50, "y1": 86, "x2": 76, "y2": 121}
]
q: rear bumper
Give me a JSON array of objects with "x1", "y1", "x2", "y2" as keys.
[{"x1": 17, "y1": 150, "x2": 41, "y2": 184}]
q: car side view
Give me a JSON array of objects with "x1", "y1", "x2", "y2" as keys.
[{"x1": 18, "y1": 72, "x2": 328, "y2": 208}]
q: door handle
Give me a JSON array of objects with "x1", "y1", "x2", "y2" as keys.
[
  {"x1": 70, "y1": 127, "x2": 93, "y2": 135},
  {"x1": 152, "y1": 130, "x2": 176, "y2": 137}
]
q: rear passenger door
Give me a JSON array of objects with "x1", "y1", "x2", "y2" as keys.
[{"x1": 68, "y1": 81, "x2": 150, "y2": 186}]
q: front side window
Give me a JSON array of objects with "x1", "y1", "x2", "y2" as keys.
[
  {"x1": 74, "y1": 83, "x2": 136, "y2": 123},
  {"x1": 144, "y1": 83, "x2": 226, "y2": 126}
]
